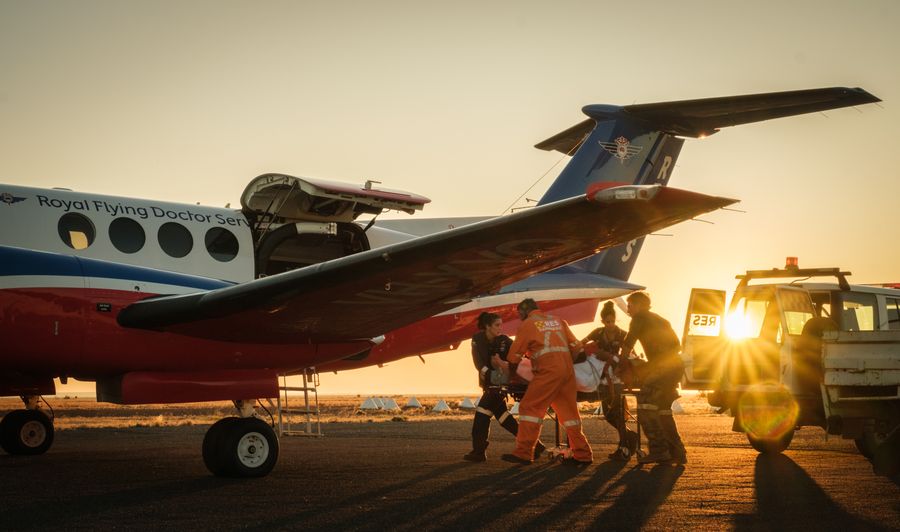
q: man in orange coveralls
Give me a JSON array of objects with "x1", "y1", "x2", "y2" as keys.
[{"x1": 501, "y1": 298, "x2": 593, "y2": 466}]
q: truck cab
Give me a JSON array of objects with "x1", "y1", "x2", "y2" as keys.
[{"x1": 681, "y1": 260, "x2": 900, "y2": 474}]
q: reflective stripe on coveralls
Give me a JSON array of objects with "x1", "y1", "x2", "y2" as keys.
[
  {"x1": 531, "y1": 330, "x2": 572, "y2": 360},
  {"x1": 498, "y1": 411, "x2": 511, "y2": 423},
  {"x1": 476, "y1": 407, "x2": 493, "y2": 416}
]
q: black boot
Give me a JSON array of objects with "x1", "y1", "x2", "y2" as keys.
[
  {"x1": 637, "y1": 409, "x2": 672, "y2": 464},
  {"x1": 466, "y1": 412, "x2": 491, "y2": 462},
  {"x1": 659, "y1": 414, "x2": 687, "y2": 465},
  {"x1": 463, "y1": 449, "x2": 487, "y2": 462}
]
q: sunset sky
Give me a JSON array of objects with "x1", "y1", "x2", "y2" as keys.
[{"x1": 2, "y1": 1, "x2": 898, "y2": 396}]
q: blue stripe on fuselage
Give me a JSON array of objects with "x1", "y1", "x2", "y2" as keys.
[{"x1": 0, "y1": 245, "x2": 232, "y2": 290}]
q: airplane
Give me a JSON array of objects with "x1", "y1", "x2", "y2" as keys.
[
  {"x1": 1, "y1": 180, "x2": 732, "y2": 476},
  {"x1": 317, "y1": 86, "x2": 882, "y2": 371},
  {"x1": 0, "y1": 87, "x2": 878, "y2": 477}
]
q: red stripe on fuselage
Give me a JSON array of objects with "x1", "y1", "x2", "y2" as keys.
[
  {"x1": 318, "y1": 298, "x2": 599, "y2": 372},
  {"x1": 0, "y1": 287, "x2": 371, "y2": 377}
]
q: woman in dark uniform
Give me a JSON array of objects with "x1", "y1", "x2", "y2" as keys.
[
  {"x1": 582, "y1": 301, "x2": 639, "y2": 461},
  {"x1": 464, "y1": 312, "x2": 544, "y2": 462}
]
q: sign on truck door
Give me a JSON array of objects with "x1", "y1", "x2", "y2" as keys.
[{"x1": 681, "y1": 288, "x2": 726, "y2": 389}]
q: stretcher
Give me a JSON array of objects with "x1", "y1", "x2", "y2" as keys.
[{"x1": 619, "y1": 388, "x2": 646, "y2": 460}]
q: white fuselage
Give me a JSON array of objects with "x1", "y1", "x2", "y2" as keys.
[{"x1": 1, "y1": 184, "x2": 256, "y2": 283}]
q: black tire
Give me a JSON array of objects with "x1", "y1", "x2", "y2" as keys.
[
  {"x1": 747, "y1": 428, "x2": 794, "y2": 454},
  {"x1": 0, "y1": 410, "x2": 54, "y2": 455},
  {"x1": 217, "y1": 417, "x2": 279, "y2": 478},
  {"x1": 854, "y1": 436, "x2": 874, "y2": 459},
  {"x1": 202, "y1": 417, "x2": 240, "y2": 475},
  {"x1": 872, "y1": 433, "x2": 900, "y2": 477},
  {"x1": 854, "y1": 424, "x2": 886, "y2": 460}
]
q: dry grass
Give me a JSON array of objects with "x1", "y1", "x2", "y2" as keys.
[{"x1": 0, "y1": 393, "x2": 716, "y2": 430}]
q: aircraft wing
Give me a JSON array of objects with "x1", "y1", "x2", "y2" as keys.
[
  {"x1": 118, "y1": 185, "x2": 735, "y2": 343},
  {"x1": 536, "y1": 86, "x2": 881, "y2": 152}
]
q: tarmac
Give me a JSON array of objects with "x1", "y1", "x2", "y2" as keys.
[{"x1": 2, "y1": 415, "x2": 899, "y2": 531}]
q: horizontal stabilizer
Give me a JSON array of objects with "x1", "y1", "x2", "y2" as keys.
[{"x1": 536, "y1": 86, "x2": 880, "y2": 153}]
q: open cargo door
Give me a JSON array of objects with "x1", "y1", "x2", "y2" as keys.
[
  {"x1": 240, "y1": 174, "x2": 431, "y2": 277},
  {"x1": 681, "y1": 288, "x2": 726, "y2": 389}
]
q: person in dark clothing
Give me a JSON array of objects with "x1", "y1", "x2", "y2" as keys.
[
  {"x1": 582, "y1": 301, "x2": 639, "y2": 461},
  {"x1": 794, "y1": 316, "x2": 838, "y2": 402},
  {"x1": 464, "y1": 312, "x2": 544, "y2": 462},
  {"x1": 619, "y1": 291, "x2": 687, "y2": 465}
]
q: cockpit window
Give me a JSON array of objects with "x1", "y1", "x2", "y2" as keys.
[
  {"x1": 158, "y1": 222, "x2": 193, "y2": 258},
  {"x1": 109, "y1": 217, "x2": 146, "y2": 254},
  {"x1": 58, "y1": 213, "x2": 95, "y2": 250},
  {"x1": 205, "y1": 227, "x2": 239, "y2": 262}
]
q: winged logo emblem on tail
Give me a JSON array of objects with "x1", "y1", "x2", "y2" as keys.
[{"x1": 598, "y1": 136, "x2": 643, "y2": 164}]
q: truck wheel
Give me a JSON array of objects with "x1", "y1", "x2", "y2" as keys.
[
  {"x1": 746, "y1": 428, "x2": 794, "y2": 453},
  {"x1": 736, "y1": 388, "x2": 798, "y2": 455},
  {"x1": 870, "y1": 423, "x2": 900, "y2": 477},
  {"x1": 854, "y1": 434, "x2": 879, "y2": 460},
  {"x1": 854, "y1": 422, "x2": 888, "y2": 460}
]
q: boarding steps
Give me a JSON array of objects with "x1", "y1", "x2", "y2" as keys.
[{"x1": 274, "y1": 368, "x2": 323, "y2": 437}]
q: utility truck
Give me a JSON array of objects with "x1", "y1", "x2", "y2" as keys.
[{"x1": 681, "y1": 259, "x2": 900, "y2": 475}]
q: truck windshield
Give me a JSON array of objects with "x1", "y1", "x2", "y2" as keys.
[{"x1": 727, "y1": 298, "x2": 769, "y2": 339}]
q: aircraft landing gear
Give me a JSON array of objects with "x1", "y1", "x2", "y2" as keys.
[
  {"x1": 202, "y1": 400, "x2": 279, "y2": 478},
  {"x1": 0, "y1": 396, "x2": 54, "y2": 455}
]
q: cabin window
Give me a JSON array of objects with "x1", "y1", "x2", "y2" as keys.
[
  {"x1": 57, "y1": 213, "x2": 95, "y2": 250},
  {"x1": 158, "y1": 222, "x2": 193, "y2": 258},
  {"x1": 840, "y1": 292, "x2": 878, "y2": 331},
  {"x1": 886, "y1": 297, "x2": 900, "y2": 330},
  {"x1": 205, "y1": 227, "x2": 239, "y2": 262},
  {"x1": 109, "y1": 217, "x2": 146, "y2": 254}
]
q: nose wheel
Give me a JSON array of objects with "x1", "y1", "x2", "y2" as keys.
[
  {"x1": 1, "y1": 409, "x2": 55, "y2": 455},
  {"x1": 202, "y1": 417, "x2": 279, "y2": 477}
]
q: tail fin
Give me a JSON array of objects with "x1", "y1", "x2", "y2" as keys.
[
  {"x1": 534, "y1": 103, "x2": 686, "y2": 281},
  {"x1": 529, "y1": 86, "x2": 879, "y2": 282}
]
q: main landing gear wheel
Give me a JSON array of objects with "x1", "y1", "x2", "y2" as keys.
[
  {"x1": 0, "y1": 409, "x2": 54, "y2": 455},
  {"x1": 202, "y1": 417, "x2": 279, "y2": 478}
]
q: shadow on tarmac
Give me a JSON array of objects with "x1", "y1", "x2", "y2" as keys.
[
  {"x1": 734, "y1": 454, "x2": 891, "y2": 531},
  {"x1": 248, "y1": 459, "x2": 613, "y2": 531},
  {"x1": 3, "y1": 474, "x2": 230, "y2": 529},
  {"x1": 246, "y1": 462, "x2": 640, "y2": 530},
  {"x1": 245, "y1": 457, "x2": 683, "y2": 532},
  {"x1": 586, "y1": 463, "x2": 683, "y2": 532}
]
